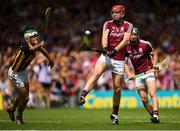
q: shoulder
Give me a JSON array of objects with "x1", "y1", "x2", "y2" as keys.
[
  {"x1": 123, "y1": 20, "x2": 133, "y2": 32},
  {"x1": 139, "y1": 39, "x2": 153, "y2": 49},
  {"x1": 19, "y1": 43, "x2": 30, "y2": 52},
  {"x1": 103, "y1": 20, "x2": 113, "y2": 26},
  {"x1": 103, "y1": 20, "x2": 113, "y2": 31},
  {"x1": 123, "y1": 20, "x2": 133, "y2": 26},
  {"x1": 139, "y1": 39, "x2": 151, "y2": 46}
]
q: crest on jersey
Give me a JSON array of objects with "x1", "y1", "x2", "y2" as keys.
[
  {"x1": 139, "y1": 48, "x2": 143, "y2": 53},
  {"x1": 120, "y1": 27, "x2": 124, "y2": 32}
]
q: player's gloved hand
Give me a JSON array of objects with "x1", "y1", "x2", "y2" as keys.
[
  {"x1": 102, "y1": 47, "x2": 108, "y2": 55},
  {"x1": 107, "y1": 48, "x2": 117, "y2": 57},
  {"x1": 48, "y1": 60, "x2": 54, "y2": 68}
]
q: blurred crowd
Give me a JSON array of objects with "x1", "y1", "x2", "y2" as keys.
[{"x1": 0, "y1": 0, "x2": 180, "y2": 109}]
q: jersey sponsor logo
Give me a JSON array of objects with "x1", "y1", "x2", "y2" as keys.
[
  {"x1": 130, "y1": 54, "x2": 143, "y2": 59},
  {"x1": 129, "y1": 48, "x2": 144, "y2": 59},
  {"x1": 110, "y1": 32, "x2": 124, "y2": 37},
  {"x1": 120, "y1": 27, "x2": 125, "y2": 32},
  {"x1": 110, "y1": 26, "x2": 125, "y2": 37}
]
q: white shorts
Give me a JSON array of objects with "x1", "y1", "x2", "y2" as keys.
[
  {"x1": 135, "y1": 72, "x2": 155, "y2": 90},
  {"x1": 8, "y1": 67, "x2": 28, "y2": 89},
  {"x1": 97, "y1": 55, "x2": 125, "y2": 75}
]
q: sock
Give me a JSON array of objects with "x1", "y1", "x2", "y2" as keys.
[
  {"x1": 112, "y1": 105, "x2": 119, "y2": 115},
  {"x1": 81, "y1": 90, "x2": 88, "y2": 98},
  {"x1": 17, "y1": 99, "x2": 29, "y2": 117},
  {"x1": 152, "y1": 110, "x2": 159, "y2": 116}
]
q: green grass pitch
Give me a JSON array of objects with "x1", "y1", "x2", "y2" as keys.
[{"x1": 0, "y1": 108, "x2": 180, "y2": 130}]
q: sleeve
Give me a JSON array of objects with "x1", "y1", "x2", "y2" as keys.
[
  {"x1": 20, "y1": 43, "x2": 30, "y2": 52},
  {"x1": 146, "y1": 42, "x2": 154, "y2": 54},
  {"x1": 125, "y1": 22, "x2": 133, "y2": 33},
  {"x1": 103, "y1": 21, "x2": 110, "y2": 32}
]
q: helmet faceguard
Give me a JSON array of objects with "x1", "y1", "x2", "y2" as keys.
[
  {"x1": 24, "y1": 29, "x2": 38, "y2": 39},
  {"x1": 130, "y1": 27, "x2": 140, "y2": 42},
  {"x1": 132, "y1": 27, "x2": 140, "y2": 37}
]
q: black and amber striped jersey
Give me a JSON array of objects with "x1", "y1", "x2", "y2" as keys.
[{"x1": 11, "y1": 44, "x2": 35, "y2": 72}]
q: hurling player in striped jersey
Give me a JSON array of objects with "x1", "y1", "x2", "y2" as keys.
[{"x1": 7, "y1": 27, "x2": 54, "y2": 124}]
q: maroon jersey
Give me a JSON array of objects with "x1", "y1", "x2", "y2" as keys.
[
  {"x1": 125, "y1": 39, "x2": 154, "y2": 74},
  {"x1": 103, "y1": 20, "x2": 133, "y2": 60}
]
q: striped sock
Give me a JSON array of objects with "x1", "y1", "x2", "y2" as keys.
[
  {"x1": 112, "y1": 105, "x2": 119, "y2": 115},
  {"x1": 153, "y1": 110, "x2": 159, "y2": 116},
  {"x1": 81, "y1": 90, "x2": 88, "y2": 98}
]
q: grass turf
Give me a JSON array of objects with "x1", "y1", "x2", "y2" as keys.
[{"x1": 0, "y1": 108, "x2": 180, "y2": 130}]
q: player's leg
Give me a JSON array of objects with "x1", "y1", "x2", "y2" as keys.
[
  {"x1": 137, "y1": 88, "x2": 153, "y2": 116},
  {"x1": 16, "y1": 82, "x2": 29, "y2": 124},
  {"x1": 79, "y1": 60, "x2": 108, "y2": 105},
  {"x1": 146, "y1": 79, "x2": 160, "y2": 123},
  {"x1": 110, "y1": 73, "x2": 123, "y2": 125},
  {"x1": 6, "y1": 95, "x2": 21, "y2": 121},
  {"x1": 7, "y1": 68, "x2": 21, "y2": 121}
]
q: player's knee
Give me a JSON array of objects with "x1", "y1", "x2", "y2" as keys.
[
  {"x1": 141, "y1": 97, "x2": 148, "y2": 103},
  {"x1": 114, "y1": 87, "x2": 121, "y2": 93},
  {"x1": 149, "y1": 92, "x2": 157, "y2": 98}
]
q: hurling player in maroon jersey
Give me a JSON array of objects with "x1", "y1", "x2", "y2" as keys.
[
  {"x1": 125, "y1": 27, "x2": 160, "y2": 123},
  {"x1": 79, "y1": 4, "x2": 133, "y2": 125}
]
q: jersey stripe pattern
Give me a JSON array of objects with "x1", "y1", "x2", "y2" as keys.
[{"x1": 11, "y1": 45, "x2": 35, "y2": 72}]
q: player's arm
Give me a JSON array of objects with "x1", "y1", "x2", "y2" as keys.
[
  {"x1": 29, "y1": 41, "x2": 46, "y2": 52},
  {"x1": 115, "y1": 23, "x2": 133, "y2": 51},
  {"x1": 125, "y1": 58, "x2": 135, "y2": 79},
  {"x1": 39, "y1": 47, "x2": 54, "y2": 68},
  {"x1": 148, "y1": 42, "x2": 158, "y2": 69},
  {"x1": 150, "y1": 51, "x2": 158, "y2": 69},
  {"x1": 101, "y1": 22, "x2": 109, "y2": 53},
  {"x1": 102, "y1": 27, "x2": 109, "y2": 48},
  {"x1": 115, "y1": 32, "x2": 131, "y2": 51}
]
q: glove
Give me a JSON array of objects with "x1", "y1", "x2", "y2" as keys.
[
  {"x1": 107, "y1": 48, "x2": 117, "y2": 57},
  {"x1": 102, "y1": 47, "x2": 108, "y2": 55}
]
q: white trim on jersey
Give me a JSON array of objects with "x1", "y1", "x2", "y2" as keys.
[
  {"x1": 139, "y1": 39, "x2": 154, "y2": 50},
  {"x1": 103, "y1": 20, "x2": 113, "y2": 32},
  {"x1": 124, "y1": 21, "x2": 133, "y2": 33},
  {"x1": 139, "y1": 39, "x2": 154, "y2": 55}
]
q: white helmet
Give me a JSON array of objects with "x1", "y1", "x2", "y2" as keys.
[{"x1": 24, "y1": 29, "x2": 38, "y2": 39}]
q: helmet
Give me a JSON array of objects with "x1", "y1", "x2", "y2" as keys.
[
  {"x1": 24, "y1": 29, "x2": 38, "y2": 39},
  {"x1": 132, "y1": 27, "x2": 139, "y2": 36},
  {"x1": 111, "y1": 5, "x2": 125, "y2": 13}
]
